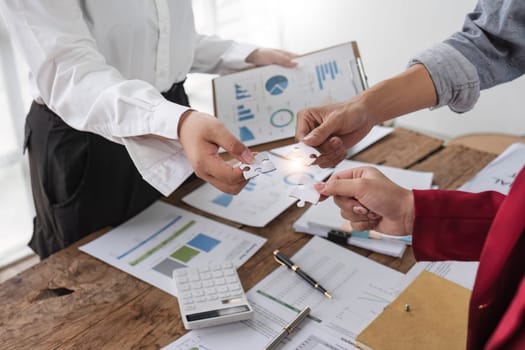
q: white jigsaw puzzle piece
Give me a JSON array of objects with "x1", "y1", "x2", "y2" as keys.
[
  {"x1": 239, "y1": 152, "x2": 276, "y2": 179},
  {"x1": 285, "y1": 143, "x2": 320, "y2": 166},
  {"x1": 288, "y1": 173, "x2": 320, "y2": 207}
]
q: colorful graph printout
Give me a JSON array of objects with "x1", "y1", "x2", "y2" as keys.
[
  {"x1": 79, "y1": 201, "x2": 266, "y2": 296},
  {"x1": 213, "y1": 42, "x2": 366, "y2": 146}
]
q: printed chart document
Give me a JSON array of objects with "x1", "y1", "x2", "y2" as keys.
[
  {"x1": 294, "y1": 160, "x2": 433, "y2": 257},
  {"x1": 213, "y1": 42, "x2": 367, "y2": 146},
  {"x1": 183, "y1": 155, "x2": 334, "y2": 227},
  {"x1": 459, "y1": 143, "x2": 525, "y2": 194},
  {"x1": 79, "y1": 201, "x2": 266, "y2": 296},
  {"x1": 164, "y1": 236, "x2": 404, "y2": 350}
]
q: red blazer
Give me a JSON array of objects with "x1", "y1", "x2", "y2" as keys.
[{"x1": 412, "y1": 167, "x2": 525, "y2": 350}]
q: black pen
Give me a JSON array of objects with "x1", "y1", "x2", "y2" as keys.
[{"x1": 273, "y1": 249, "x2": 332, "y2": 298}]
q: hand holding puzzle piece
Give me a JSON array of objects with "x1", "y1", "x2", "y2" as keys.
[
  {"x1": 238, "y1": 144, "x2": 321, "y2": 207},
  {"x1": 285, "y1": 143, "x2": 321, "y2": 166},
  {"x1": 239, "y1": 152, "x2": 276, "y2": 180}
]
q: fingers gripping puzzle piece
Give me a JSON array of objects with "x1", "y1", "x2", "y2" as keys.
[
  {"x1": 289, "y1": 174, "x2": 320, "y2": 207},
  {"x1": 286, "y1": 143, "x2": 320, "y2": 166},
  {"x1": 239, "y1": 152, "x2": 276, "y2": 179}
]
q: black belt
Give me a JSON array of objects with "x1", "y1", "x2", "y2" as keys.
[{"x1": 163, "y1": 79, "x2": 189, "y2": 107}]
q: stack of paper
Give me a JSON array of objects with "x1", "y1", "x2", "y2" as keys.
[{"x1": 294, "y1": 160, "x2": 434, "y2": 257}]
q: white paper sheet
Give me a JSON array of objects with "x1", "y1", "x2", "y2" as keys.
[
  {"x1": 459, "y1": 143, "x2": 525, "y2": 194},
  {"x1": 213, "y1": 43, "x2": 366, "y2": 146},
  {"x1": 293, "y1": 160, "x2": 433, "y2": 256},
  {"x1": 79, "y1": 201, "x2": 266, "y2": 296},
  {"x1": 182, "y1": 155, "x2": 334, "y2": 227},
  {"x1": 271, "y1": 125, "x2": 393, "y2": 160},
  {"x1": 399, "y1": 261, "x2": 479, "y2": 292},
  {"x1": 164, "y1": 236, "x2": 404, "y2": 349}
]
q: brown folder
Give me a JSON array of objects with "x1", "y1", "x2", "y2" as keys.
[{"x1": 356, "y1": 271, "x2": 471, "y2": 350}]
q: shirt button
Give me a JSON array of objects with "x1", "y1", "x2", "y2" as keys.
[{"x1": 478, "y1": 303, "x2": 489, "y2": 310}]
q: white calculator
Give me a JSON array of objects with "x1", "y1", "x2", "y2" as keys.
[{"x1": 173, "y1": 262, "x2": 253, "y2": 329}]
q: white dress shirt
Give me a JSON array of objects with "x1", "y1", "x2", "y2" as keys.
[{"x1": 0, "y1": 0, "x2": 257, "y2": 195}]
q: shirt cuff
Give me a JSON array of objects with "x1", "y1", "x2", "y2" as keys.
[
  {"x1": 220, "y1": 41, "x2": 259, "y2": 70},
  {"x1": 122, "y1": 136, "x2": 193, "y2": 196},
  {"x1": 149, "y1": 99, "x2": 191, "y2": 139},
  {"x1": 408, "y1": 42, "x2": 480, "y2": 113}
]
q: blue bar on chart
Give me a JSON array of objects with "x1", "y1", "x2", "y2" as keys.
[
  {"x1": 239, "y1": 126, "x2": 255, "y2": 142},
  {"x1": 237, "y1": 104, "x2": 255, "y2": 121},
  {"x1": 188, "y1": 233, "x2": 221, "y2": 252},
  {"x1": 212, "y1": 193, "x2": 234, "y2": 207},
  {"x1": 316, "y1": 60, "x2": 339, "y2": 90},
  {"x1": 211, "y1": 181, "x2": 256, "y2": 207},
  {"x1": 243, "y1": 180, "x2": 256, "y2": 192},
  {"x1": 235, "y1": 83, "x2": 251, "y2": 100}
]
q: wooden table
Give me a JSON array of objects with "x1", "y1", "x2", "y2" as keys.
[{"x1": 0, "y1": 128, "x2": 500, "y2": 349}]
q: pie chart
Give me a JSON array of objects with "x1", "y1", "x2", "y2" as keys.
[{"x1": 265, "y1": 75, "x2": 288, "y2": 95}]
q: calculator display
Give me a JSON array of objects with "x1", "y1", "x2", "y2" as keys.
[{"x1": 186, "y1": 305, "x2": 251, "y2": 322}]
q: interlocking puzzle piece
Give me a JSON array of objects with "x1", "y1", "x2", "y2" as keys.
[
  {"x1": 239, "y1": 152, "x2": 276, "y2": 179},
  {"x1": 285, "y1": 143, "x2": 320, "y2": 166},
  {"x1": 289, "y1": 174, "x2": 320, "y2": 207}
]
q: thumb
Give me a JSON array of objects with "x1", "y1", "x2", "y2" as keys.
[
  {"x1": 273, "y1": 52, "x2": 297, "y2": 68},
  {"x1": 213, "y1": 126, "x2": 254, "y2": 163},
  {"x1": 320, "y1": 177, "x2": 365, "y2": 198},
  {"x1": 302, "y1": 122, "x2": 340, "y2": 147}
]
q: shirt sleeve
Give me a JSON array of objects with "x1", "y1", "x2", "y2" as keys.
[
  {"x1": 191, "y1": 33, "x2": 258, "y2": 74},
  {"x1": 412, "y1": 189, "x2": 505, "y2": 262},
  {"x1": 0, "y1": 0, "x2": 192, "y2": 195},
  {"x1": 409, "y1": 0, "x2": 525, "y2": 113}
]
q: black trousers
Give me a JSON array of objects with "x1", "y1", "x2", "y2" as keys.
[{"x1": 25, "y1": 82, "x2": 190, "y2": 259}]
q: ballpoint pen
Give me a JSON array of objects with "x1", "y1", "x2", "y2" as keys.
[
  {"x1": 322, "y1": 228, "x2": 413, "y2": 245},
  {"x1": 273, "y1": 249, "x2": 332, "y2": 298},
  {"x1": 263, "y1": 306, "x2": 311, "y2": 350}
]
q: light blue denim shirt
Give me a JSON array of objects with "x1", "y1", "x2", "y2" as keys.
[{"x1": 409, "y1": 0, "x2": 525, "y2": 113}]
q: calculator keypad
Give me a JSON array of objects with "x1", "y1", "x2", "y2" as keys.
[{"x1": 173, "y1": 262, "x2": 253, "y2": 329}]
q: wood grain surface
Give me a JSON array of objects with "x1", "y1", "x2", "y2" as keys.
[{"x1": 0, "y1": 128, "x2": 504, "y2": 350}]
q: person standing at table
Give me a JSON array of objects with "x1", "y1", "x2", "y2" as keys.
[
  {"x1": 294, "y1": 1, "x2": 525, "y2": 348},
  {"x1": 0, "y1": 0, "x2": 297, "y2": 259}
]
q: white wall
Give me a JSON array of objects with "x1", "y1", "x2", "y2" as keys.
[{"x1": 196, "y1": 0, "x2": 525, "y2": 140}]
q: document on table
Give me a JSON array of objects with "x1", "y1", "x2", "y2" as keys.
[
  {"x1": 294, "y1": 160, "x2": 433, "y2": 257},
  {"x1": 79, "y1": 201, "x2": 266, "y2": 296},
  {"x1": 460, "y1": 143, "x2": 525, "y2": 194},
  {"x1": 400, "y1": 261, "x2": 479, "y2": 292},
  {"x1": 271, "y1": 125, "x2": 393, "y2": 160},
  {"x1": 164, "y1": 236, "x2": 405, "y2": 350},
  {"x1": 183, "y1": 155, "x2": 334, "y2": 227},
  {"x1": 213, "y1": 42, "x2": 367, "y2": 146}
]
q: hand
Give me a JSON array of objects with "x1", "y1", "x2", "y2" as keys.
[
  {"x1": 178, "y1": 110, "x2": 255, "y2": 194},
  {"x1": 316, "y1": 166, "x2": 414, "y2": 235},
  {"x1": 296, "y1": 98, "x2": 377, "y2": 168},
  {"x1": 245, "y1": 48, "x2": 298, "y2": 68}
]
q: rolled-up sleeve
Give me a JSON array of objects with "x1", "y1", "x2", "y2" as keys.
[
  {"x1": 409, "y1": 43, "x2": 480, "y2": 113},
  {"x1": 409, "y1": 0, "x2": 525, "y2": 113}
]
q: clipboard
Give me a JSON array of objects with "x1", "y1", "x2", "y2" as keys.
[
  {"x1": 212, "y1": 42, "x2": 368, "y2": 147},
  {"x1": 356, "y1": 271, "x2": 470, "y2": 350}
]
